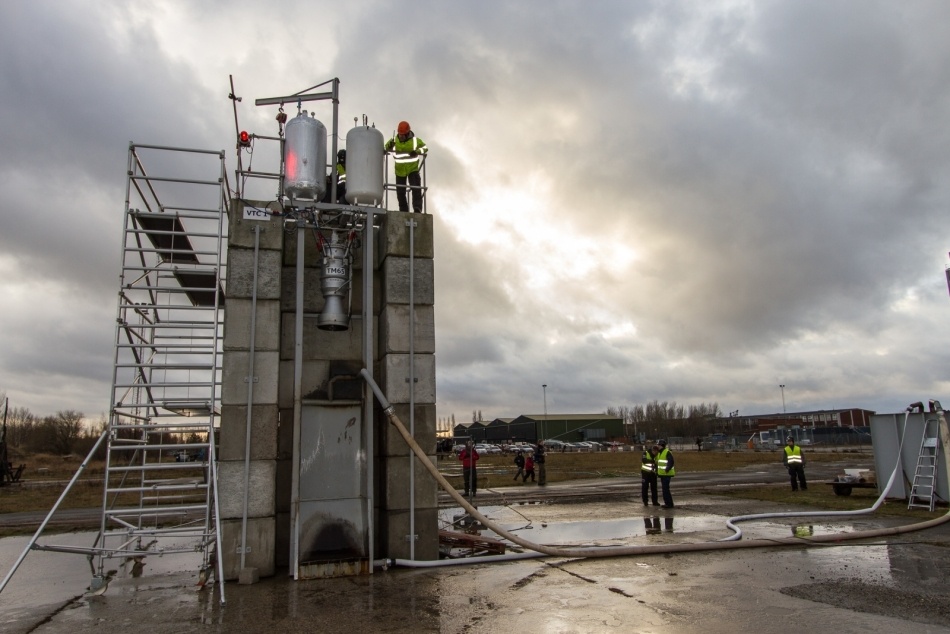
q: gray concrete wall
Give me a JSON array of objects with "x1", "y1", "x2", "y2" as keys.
[
  {"x1": 219, "y1": 202, "x2": 438, "y2": 578},
  {"x1": 376, "y1": 211, "x2": 438, "y2": 561},
  {"x1": 218, "y1": 201, "x2": 282, "y2": 580}
]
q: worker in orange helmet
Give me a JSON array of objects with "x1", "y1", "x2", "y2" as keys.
[{"x1": 385, "y1": 121, "x2": 427, "y2": 212}]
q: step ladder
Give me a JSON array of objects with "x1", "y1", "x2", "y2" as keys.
[
  {"x1": 908, "y1": 416, "x2": 940, "y2": 511},
  {"x1": 96, "y1": 143, "x2": 227, "y2": 592}
]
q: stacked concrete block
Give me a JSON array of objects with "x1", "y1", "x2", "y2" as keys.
[
  {"x1": 377, "y1": 210, "x2": 438, "y2": 561},
  {"x1": 218, "y1": 200, "x2": 282, "y2": 580},
  {"x1": 220, "y1": 202, "x2": 439, "y2": 577}
]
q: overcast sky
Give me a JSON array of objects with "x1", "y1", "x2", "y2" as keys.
[{"x1": 2, "y1": 1, "x2": 949, "y2": 426}]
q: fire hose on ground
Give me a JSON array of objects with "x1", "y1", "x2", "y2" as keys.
[{"x1": 361, "y1": 369, "x2": 950, "y2": 568}]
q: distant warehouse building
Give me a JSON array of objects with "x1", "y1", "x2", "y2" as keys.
[{"x1": 453, "y1": 414, "x2": 624, "y2": 444}]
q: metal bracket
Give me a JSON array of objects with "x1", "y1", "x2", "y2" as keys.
[
  {"x1": 405, "y1": 377, "x2": 419, "y2": 383},
  {"x1": 405, "y1": 221, "x2": 418, "y2": 228},
  {"x1": 244, "y1": 376, "x2": 259, "y2": 383},
  {"x1": 236, "y1": 546, "x2": 252, "y2": 554},
  {"x1": 404, "y1": 534, "x2": 419, "y2": 542}
]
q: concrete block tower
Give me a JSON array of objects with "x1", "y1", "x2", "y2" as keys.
[{"x1": 218, "y1": 202, "x2": 437, "y2": 580}]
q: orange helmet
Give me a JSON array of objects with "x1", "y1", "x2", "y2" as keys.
[{"x1": 397, "y1": 121, "x2": 411, "y2": 134}]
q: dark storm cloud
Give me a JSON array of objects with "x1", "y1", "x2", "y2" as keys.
[{"x1": 2, "y1": 0, "x2": 949, "y2": 422}]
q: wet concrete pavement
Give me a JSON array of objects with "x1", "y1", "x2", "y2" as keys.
[{"x1": 3, "y1": 476, "x2": 950, "y2": 634}]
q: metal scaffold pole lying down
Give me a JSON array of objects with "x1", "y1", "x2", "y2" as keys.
[
  {"x1": 360, "y1": 367, "x2": 950, "y2": 567},
  {"x1": 0, "y1": 431, "x2": 109, "y2": 595}
]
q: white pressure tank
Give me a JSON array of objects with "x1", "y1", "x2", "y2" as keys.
[
  {"x1": 344, "y1": 124, "x2": 384, "y2": 205},
  {"x1": 283, "y1": 111, "x2": 327, "y2": 201}
]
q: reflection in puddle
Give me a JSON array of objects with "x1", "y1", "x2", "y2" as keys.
[
  {"x1": 439, "y1": 506, "x2": 721, "y2": 546},
  {"x1": 644, "y1": 516, "x2": 675, "y2": 535}
]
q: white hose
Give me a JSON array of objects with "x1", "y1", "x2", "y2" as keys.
[
  {"x1": 361, "y1": 370, "x2": 950, "y2": 563},
  {"x1": 719, "y1": 409, "x2": 911, "y2": 541}
]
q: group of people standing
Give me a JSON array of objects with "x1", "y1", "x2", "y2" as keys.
[
  {"x1": 512, "y1": 443, "x2": 546, "y2": 485},
  {"x1": 640, "y1": 440, "x2": 676, "y2": 508},
  {"x1": 457, "y1": 436, "x2": 807, "y2": 504},
  {"x1": 457, "y1": 439, "x2": 548, "y2": 497}
]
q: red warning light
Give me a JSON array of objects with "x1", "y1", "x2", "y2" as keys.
[
  {"x1": 285, "y1": 151, "x2": 297, "y2": 179},
  {"x1": 239, "y1": 131, "x2": 251, "y2": 147}
]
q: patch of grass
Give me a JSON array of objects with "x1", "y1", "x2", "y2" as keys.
[
  {"x1": 703, "y1": 483, "x2": 943, "y2": 519},
  {"x1": 0, "y1": 448, "x2": 881, "y2": 535},
  {"x1": 0, "y1": 480, "x2": 104, "y2": 514},
  {"x1": 435, "y1": 447, "x2": 858, "y2": 490}
]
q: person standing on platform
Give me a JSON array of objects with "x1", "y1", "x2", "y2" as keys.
[
  {"x1": 335, "y1": 149, "x2": 347, "y2": 203},
  {"x1": 384, "y1": 121, "x2": 427, "y2": 213}
]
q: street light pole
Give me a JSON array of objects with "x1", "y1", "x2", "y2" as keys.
[
  {"x1": 542, "y1": 384, "x2": 548, "y2": 441},
  {"x1": 779, "y1": 384, "x2": 786, "y2": 414}
]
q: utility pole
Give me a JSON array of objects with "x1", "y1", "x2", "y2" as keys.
[
  {"x1": 542, "y1": 384, "x2": 548, "y2": 441},
  {"x1": 779, "y1": 384, "x2": 786, "y2": 414}
]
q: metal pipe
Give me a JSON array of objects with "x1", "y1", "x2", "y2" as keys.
[
  {"x1": 363, "y1": 209, "x2": 376, "y2": 570},
  {"x1": 408, "y1": 216, "x2": 416, "y2": 560},
  {"x1": 290, "y1": 222, "x2": 305, "y2": 578},
  {"x1": 391, "y1": 551, "x2": 545, "y2": 568},
  {"x1": 240, "y1": 225, "x2": 261, "y2": 569},
  {"x1": 360, "y1": 369, "x2": 950, "y2": 562},
  {"x1": 329, "y1": 79, "x2": 339, "y2": 205}
]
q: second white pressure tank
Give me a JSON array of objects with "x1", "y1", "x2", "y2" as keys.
[
  {"x1": 283, "y1": 111, "x2": 327, "y2": 201},
  {"x1": 344, "y1": 124, "x2": 384, "y2": 205}
]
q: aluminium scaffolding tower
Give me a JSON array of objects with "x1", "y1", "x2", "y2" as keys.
[
  {"x1": 98, "y1": 142, "x2": 228, "y2": 593},
  {"x1": 0, "y1": 143, "x2": 229, "y2": 601}
]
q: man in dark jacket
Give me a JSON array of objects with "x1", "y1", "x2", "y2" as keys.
[
  {"x1": 513, "y1": 450, "x2": 525, "y2": 481},
  {"x1": 641, "y1": 444, "x2": 660, "y2": 506},
  {"x1": 534, "y1": 440, "x2": 547, "y2": 486}
]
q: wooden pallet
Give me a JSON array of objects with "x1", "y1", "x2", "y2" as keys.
[{"x1": 438, "y1": 529, "x2": 506, "y2": 555}]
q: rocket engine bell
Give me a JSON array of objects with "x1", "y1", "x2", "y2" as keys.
[{"x1": 318, "y1": 230, "x2": 354, "y2": 331}]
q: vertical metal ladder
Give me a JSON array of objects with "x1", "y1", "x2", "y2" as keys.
[
  {"x1": 908, "y1": 416, "x2": 940, "y2": 511},
  {"x1": 96, "y1": 143, "x2": 228, "y2": 592}
]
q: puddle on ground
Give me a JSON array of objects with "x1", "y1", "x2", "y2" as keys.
[
  {"x1": 439, "y1": 506, "x2": 724, "y2": 546},
  {"x1": 0, "y1": 531, "x2": 209, "y2": 628}
]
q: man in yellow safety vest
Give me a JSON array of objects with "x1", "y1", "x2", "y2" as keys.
[
  {"x1": 384, "y1": 121, "x2": 427, "y2": 213},
  {"x1": 783, "y1": 436, "x2": 807, "y2": 491},
  {"x1": 641, "y1": 444, "x2": 660, "y2": 506},
  {"x1": 656, "y1": 439, "x2": 675, "y2": 508}
]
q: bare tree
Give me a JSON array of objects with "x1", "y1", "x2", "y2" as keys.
[
  {"x1": 5, "y1": 406, "x2": 37, "y2": 449},
  {"x1": 42, "y1": 410, "x2": 85, "y2": 455}
]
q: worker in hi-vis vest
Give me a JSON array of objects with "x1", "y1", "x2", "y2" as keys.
[
  {"x1": 641, "y1": 444, "x2": 660, "y2": 506},
  {"x1": 656, "y1": 439, "x2": 675, "y2": 508},
  {"x1": 335, "y1": 149, "x2": 347, "y2": 203},
  {"x1": 385, "y1": 121, "x2": 427, "y2": 213},
  {"x1": 783, "y1": 436, "x2": 807, "y2": 491}
]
